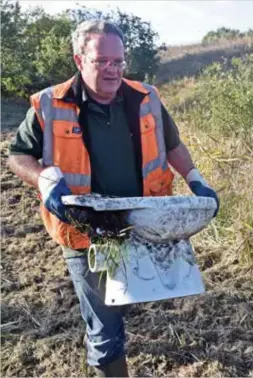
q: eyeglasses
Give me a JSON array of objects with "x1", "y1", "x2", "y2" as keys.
[{"x1": 85, "y1": 56, "x2": 127, "y2": 70}]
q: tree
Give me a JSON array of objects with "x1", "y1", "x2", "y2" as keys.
[
  {"x1": 202, "y1": 27, "x2": 251, "y2": 44},
  {"x1": 1, "y1": 1, "x2": 161, "y2": 97},
  {"x1": 64, "y1": 5, "x2": 160, "y2": 81},
  {"x1": 1, "y1": 0, "x2": 31, "y2": 96},
  {"x1": 28, "y1": 14, "x2": 75, "y2": 89},
  {"x1": 115, "y1": 10, "x2": 159, "y2": 81}
]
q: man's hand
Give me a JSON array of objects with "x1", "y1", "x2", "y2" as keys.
[
  {"x1": 186, "y1": 168, "x2": 219, "y2": 217},
  {"x1": 38, "y1": 167, "x2": 72, "y2": 223}
]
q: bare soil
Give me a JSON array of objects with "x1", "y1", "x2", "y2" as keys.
[{"x1": 1, "y1": 102, "x2": 253, "y2": 377}]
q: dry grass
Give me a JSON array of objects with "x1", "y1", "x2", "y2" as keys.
[
  {"x1": 1, "y1": 81, "x2": 253, "y2": 378},
  {"x1": 156, "y1": 37, "x2": 253, "y2": 85},
  {"x1": 159, "y1": 37, "x2": 253, "y2": 62}
]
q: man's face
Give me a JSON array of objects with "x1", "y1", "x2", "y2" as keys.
[{"x1": 74, "y1": 33, "x2": 125, "y2": 100}]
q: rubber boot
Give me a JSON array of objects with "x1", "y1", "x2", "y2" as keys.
[{"x1": 93, "y1": 355, "x2": 129, "y2": 377}]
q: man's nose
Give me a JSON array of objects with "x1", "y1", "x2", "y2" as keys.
[{"x1": 105, "y1": 63, "x2": 118, "y2": 72}]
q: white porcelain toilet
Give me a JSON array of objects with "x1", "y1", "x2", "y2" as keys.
[{"x1": 62, "y1": 194, "x2": 217, "y2": 305}]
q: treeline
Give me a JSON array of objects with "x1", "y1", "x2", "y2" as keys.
[
  {"x1": 1, "y1": 0, "x2": 161, "y2": 98},
  {"x1": 202, "y1": 27, "x2": 253, "y2": 44},
  {"x1": 2, "y1": 1, "x2": 253, "y2": 99}
]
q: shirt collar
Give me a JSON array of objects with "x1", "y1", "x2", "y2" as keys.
[{"x1": 63, "y1": 71, "x2": 148, "y2": 106}]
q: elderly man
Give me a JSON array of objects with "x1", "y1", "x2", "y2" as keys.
[{"x1": 8, "y1": 20, "x2": 219, "y2": 377}]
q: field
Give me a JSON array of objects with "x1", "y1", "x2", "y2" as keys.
[{"x1": 1, "y1": 42, "x2": 253, "y2": 377}]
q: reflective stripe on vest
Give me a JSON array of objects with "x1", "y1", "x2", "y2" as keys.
[
  {"x1": 33, "y1": 87, "x2": 91, "y2": 189},
  {"x1": 141, "y1": 83, "x2": 168, "y2": 179},
  {"x1": 40, "y1": 88, "x2": 54, "y2": 166}
]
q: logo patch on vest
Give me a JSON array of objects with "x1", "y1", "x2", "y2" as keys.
[{"x1": 72, "y1": 126, "x2": 82, "y2": 134}]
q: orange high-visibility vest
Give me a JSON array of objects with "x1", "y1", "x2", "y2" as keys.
[{"x1": 31, "y1": 77, "x2": 174, "y2": 249}]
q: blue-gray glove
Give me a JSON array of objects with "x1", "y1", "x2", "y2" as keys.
[
  {"x1": 186, "y1": 168, "x2": 219, "y2": 217},
  {"x1": 38, "y1": 167, "x2": 72, "y2": 223}
]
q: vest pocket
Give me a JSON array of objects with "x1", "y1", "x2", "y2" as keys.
[
  {"x1": 52, "y1": 121, "x2": 87, "y2": 173},
  {"x1": 140, "y1": 116, "x2": 158, "y2": 165},
  {"x1": 148, "y1": 171, "x2": 174, "y2": 196},
  {"x1": 140, "y1": 115, "x2": 156, "y2": 134}
]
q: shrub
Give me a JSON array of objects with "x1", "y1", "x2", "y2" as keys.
[{"x1": 185, "y1": 54, "x2": 253, "y2": 148}]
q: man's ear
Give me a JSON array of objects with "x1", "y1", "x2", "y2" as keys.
[{"x1": 73, "y1": 54, "x2": 82, "y2": 70}]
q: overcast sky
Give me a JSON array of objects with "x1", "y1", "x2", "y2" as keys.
[{"x1": 19, "y1": 1, "x2": 253, "y2": 45}]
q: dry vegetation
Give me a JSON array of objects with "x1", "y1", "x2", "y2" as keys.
[
  {"x1": 156, "y1": 37, "x2": 253, "y2": 84},
  {"x1": 1, "y1": 41, "x2": 253, "y2": 377}
]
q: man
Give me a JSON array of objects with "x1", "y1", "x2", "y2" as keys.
[{"x1": 8, "y1": 20, "x2": 219, "y2": 377}]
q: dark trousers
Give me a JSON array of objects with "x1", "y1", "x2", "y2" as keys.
[{"x1": 66, "y1": 255, "x2": 126, "y2": 367}]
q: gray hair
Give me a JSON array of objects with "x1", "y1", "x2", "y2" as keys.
[{"x1": 72, "y1": 19, "x2": 124, "y2": 55}]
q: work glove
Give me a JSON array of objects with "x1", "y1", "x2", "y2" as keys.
[
  {"x1": 38, "y1": 166, "x2": 72, "y2": 223},
  {"x1": 186, "y1": 168, "x2": 219, "y2": 217}
]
